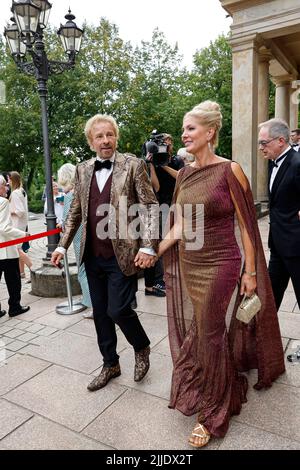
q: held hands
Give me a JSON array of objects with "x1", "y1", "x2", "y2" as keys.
[
  {"x1": 240, "y1": 272, "x2": 257, "y2": 297},
  {"x1": 134, "y1": 242, "x2": 165, "y2": 269},
  {"x1": 51, "y1": 251, "x2": 64, "y2": 269},
  {"x1": 134, "y1": 252, "x2": 157, "y2": 269}
]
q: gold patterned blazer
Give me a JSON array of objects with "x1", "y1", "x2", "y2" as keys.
[{"x1": 59, "y1": 151, "x2": 159, "y2": 276}]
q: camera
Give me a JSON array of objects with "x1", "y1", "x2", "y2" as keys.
[
  {"x1": 142, "y1": 130, "x2": 169, "y2": 167},
  {"x1": 56, "y1": 195, "x2": 64, "y2": 203}
]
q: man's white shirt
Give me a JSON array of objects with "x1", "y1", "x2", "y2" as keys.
[
  {"x1": 269, "y1": 146, "x2": 291, "y2": 192},
  {"x1": 95, "y1": 155, "x2": 114, "y2": 192}
]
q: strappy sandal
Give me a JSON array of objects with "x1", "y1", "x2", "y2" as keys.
[{"x1": 188, "y1": 423, "x2": 211, "y2": 448}]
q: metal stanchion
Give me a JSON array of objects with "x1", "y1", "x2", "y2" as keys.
[{"x1": 56, "y1": 252, "x2": 87, "y2": 315}]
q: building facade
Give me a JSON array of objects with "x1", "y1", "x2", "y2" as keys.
[{"x1": 220, "y1": 0, "x2": 300, "y2": 201}]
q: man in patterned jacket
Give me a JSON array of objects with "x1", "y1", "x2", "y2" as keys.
[{"x1": 51, "y1": 114, "x2": 159, "y2": 391}]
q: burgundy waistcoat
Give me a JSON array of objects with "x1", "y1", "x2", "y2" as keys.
[{"x1": 86, "y1": 171, "x2": 114, "y2": 259}]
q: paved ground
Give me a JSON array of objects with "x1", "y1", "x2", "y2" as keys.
[{"x1": 0, "y1": 214, "x2": 299, "y2": 450}]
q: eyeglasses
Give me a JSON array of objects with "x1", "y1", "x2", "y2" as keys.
[{"x1": 258, "y1": 137, "x2": 279, "y2": 147}]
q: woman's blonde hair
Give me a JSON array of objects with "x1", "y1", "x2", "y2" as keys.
[
  {"x1": 184, "y1": 100, "x2": 223, "y2": 148},
  {"x1": 9, "y1": 171, "x2": 22, "y2": 191},
  {"x1": 58, "y1": 163, "x2": 76, "y2": 190},
  {"x1": 84, "y1": 114, "x2": 119, "y2": 150}
]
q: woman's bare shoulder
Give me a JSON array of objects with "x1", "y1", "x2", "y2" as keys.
[{"x1": 230, "y1": 161, "x2": 248, "y2": 191}]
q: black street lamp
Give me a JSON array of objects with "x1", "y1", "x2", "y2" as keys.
[{"x1": 4, "y1": 0, "x2": 83, "y2": 259}]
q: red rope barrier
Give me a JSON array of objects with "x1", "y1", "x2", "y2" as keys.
[{"x1": 0, "y1": 228, "x2": 62, "y2": 249}]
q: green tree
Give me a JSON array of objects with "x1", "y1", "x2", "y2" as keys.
[
  {"x1": 0, "y1": 19, "x2": 135, "y2": 210},
  {"x1": 120, "y1": 28, "x2": 188, "y2": 155},
  {"x1": 187, "y1": 34, "x2": 233, "y2": 157},
  {"x1": 1, "y1": 23, "x2": 240, "y2": 207},
  {"x1": 0, "y1": 27, "x2": 235, "y2": 188},
  {"x1": 0, "y1": 37, "x2": 43, "y2": 191},
  {"x1": 45, "y1": 18, "x2": 133, "y2": 167}
]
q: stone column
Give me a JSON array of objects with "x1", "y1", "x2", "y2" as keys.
[
  {"x1": 273, "y1": 76, "x2": 291, "y2": 123},
  {"x1": 290, "y1": 82, "x2": 300, "y2": 130},
  {"x1": 257, "y1": 51, "x2": 271, "y2": 201},
  {"x1": 231, "y1": 37, "x2": 259, "y2": 198}
]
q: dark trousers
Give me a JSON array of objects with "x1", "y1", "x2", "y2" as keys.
[
  {"x1": 85, "y1": 255, "x2": 150, "y2": 367},
  {"x1": 0, "y1": 258, "x2": 21, "y2": 312},
  {"x1": 144, "y1": 257, "x2": 164, "y2": 288},
  {"x1": 268, "y1": 249, "x2": 300, "y2": 310}
]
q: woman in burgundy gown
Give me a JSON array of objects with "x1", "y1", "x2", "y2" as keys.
[{"x1": 158, "y1": 101, "x2": 285, "y2": 448}]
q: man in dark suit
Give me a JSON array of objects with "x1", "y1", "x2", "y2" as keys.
[
  {"x1": 290, "y1": 128, "x2": 300, "y2": 152},
  {"x1": 51, "y1": 114, "x2": 159, "y2": 391},
  {"x1": 258, "y1": 118, "x2": 300, "y2": 310}
]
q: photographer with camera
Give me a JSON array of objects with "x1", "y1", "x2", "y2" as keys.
[
  {"x1": 145, "y1": 133, "x2": 184, "y2": 206},
  {"x1": 143, "y1": 132, "x2": 184, "y2": 297}
]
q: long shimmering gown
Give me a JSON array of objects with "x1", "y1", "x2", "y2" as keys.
[{"x1": 164, "y1": 162, "x2": 285, "y2": 438}]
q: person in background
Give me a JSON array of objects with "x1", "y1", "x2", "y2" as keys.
[
  {"x1": 144, "y1": 134, "x2": 184, "y2": 297},
  {"x1": 1, "y1": 172, "x2": 11, "y2": 199},
  {"x1": 176, "y1": 147, "x2": 195, "y2": 165},
  {"x1": 44, "y1": 181, "x2": 64, "y2": 228},
  {"x1": 290, "y1": 128, "x2": 300, "y2": 152},
  {"x1": 41, "y1": 176, "x2": 60, "y2": 201},
  {"x1": 258, "y1": 118, "x2": 300, "y2": 311},
  {"x1": 58, "y1": 163, "x2": 93, "y2": 318},
  {"x1": 0, "y1": 175, "x2": 30, "y2": 318},
  {"x1": 8, "y1": 171, "x2": 32, "y2": 279},
  {"x1": 147, "y1": 133, "x2": 185, "y2": 206}
]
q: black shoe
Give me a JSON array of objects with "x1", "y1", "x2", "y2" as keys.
[
  {"x1": 154, "y1": 281, "x2": 165, "y2": 291},
  {"x1": 130, "y1": 298, "x2": 137, "y2": 310},
  {"x1": 8, "y1": 305, "x2": 30, "y2": 317},
  {"x1": 287, "y1": 347, "x2": 300, "y2": 363},
  {"x1": 0, "y1": 309, "x2": 6, "y2": 318},
  {"x1": 145, "y1": 287, "x2": 166, "y2": 298}
]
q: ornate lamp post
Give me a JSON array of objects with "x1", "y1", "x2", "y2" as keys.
[{"x1": 4, "y1": 0, "x2": 83, "y2": 259}]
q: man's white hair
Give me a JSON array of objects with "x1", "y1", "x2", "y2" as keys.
[
  {"x1": 0, "y1": 175, "x2": 6, "y2": 186},
  {"x1": 258, "y1": 118, "x2": 290, "y2": 142}
]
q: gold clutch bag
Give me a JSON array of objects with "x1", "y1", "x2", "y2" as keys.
[{"x1": 236, "y1": 293, "x2": 261, "y2": 324}]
